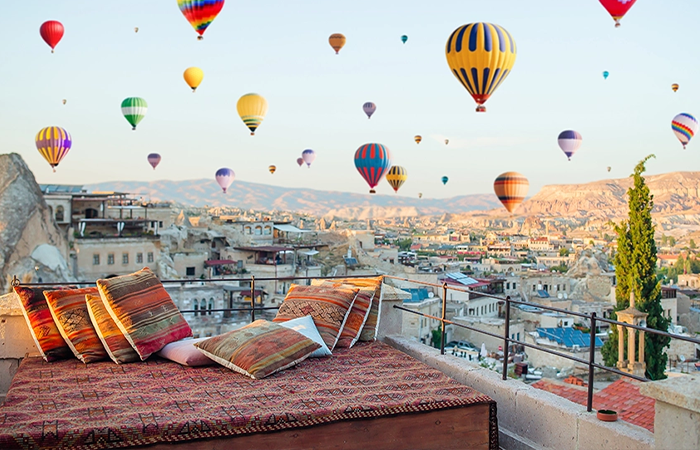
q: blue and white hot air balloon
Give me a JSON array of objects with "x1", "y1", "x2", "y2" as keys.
[{"x1": 558, "y1": 130, "x2": 583, "y2": 161}]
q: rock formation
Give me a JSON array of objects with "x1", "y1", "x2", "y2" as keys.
[
  {"x1": 567, "y1": 250, "x2": 613, "y2": 303},
  {"x1": 0, "y1": 153, "x2": 71, "y2": 290}
]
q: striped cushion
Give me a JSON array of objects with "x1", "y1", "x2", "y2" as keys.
[
  {"x1": 194, "y1": 320, "x2": 320, "y2": 379},
  {"x1": 85, "y1": 294, "x2": 140, "y2": 364},
  {"x1": 314, "y1": 277, "x2": 384, "y2": 341},
  {"x1": 312, "y1": 280, "x2": 374, "y2": 348},
  {"x1": 273, "y1": 284, "x2": 358, "y2": 350},
  {"x1": 96, "y1": 268, "x2": 192, "y2": 360},
  {"x1": 14, "y1": 286, "x2": 73, "y2": 362},
  {"x1": 44, "y1": 287, "x2": 108, "y2": 363}
]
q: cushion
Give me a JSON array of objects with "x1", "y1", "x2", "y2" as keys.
[
  {"x1": 14, "y1": 286, "x2": 73, "y2": 362},
  {"x1": 96, "y1": 267, "x2": 192, "y2": 360},
  {"x1": 156, "y1": 337, "x2": 214, "y2": 367},
  {"x1": 273, "y1": 284, "x2": 358, "y2": 350},
  {"x1": 313, "y1": 281, "x2": 374, "y2": 348},
  {"x1": 85, "y1": 294, "x2": 140, "y2": 364},
  {"x1": 278, "y1": 315, "x2": 332, "y2": 357},
  {"x1": 313, "y1": 276, "x2": 383, "y2": 341},
  {"x1": 44, "y1": 287, "x2": 108, "y2": 363},
  {"x1": 194, "y1": 320, "x2": 320, "y2": 379}
]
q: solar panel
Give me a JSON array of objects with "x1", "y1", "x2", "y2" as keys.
[
  {"x1": 594, "y1": 337, "x2": 604, "y2": 347},
  {"x1": 446, "y1": 272, "x2": 479, "y2": 286},
  {"x1": 343, "y1": 257, "x2": 358, "y2": 265},
  {"x1": 562, "y1": 337, "x2": 574, "y2": 347}
]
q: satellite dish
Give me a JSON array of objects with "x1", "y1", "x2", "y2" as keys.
[
  {"x1": 557, "y1": 292, "x2": 563, "y2": 299},
  {"x1": 428, "y1": 292, "x2": 435, "y2": 298}
]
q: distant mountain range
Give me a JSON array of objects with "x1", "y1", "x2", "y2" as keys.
[{"x1": 86, "y1": 179, "x2": 501, "y2": 219}]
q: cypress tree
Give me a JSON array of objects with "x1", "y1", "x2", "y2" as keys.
[{"x1": 601, "y1": 155, "x2": 670, "y2": 380}]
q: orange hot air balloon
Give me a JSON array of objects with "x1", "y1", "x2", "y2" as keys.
[
  {"x1": 329, "y1": 33, "x2": 346, "y2": 54},
  {"x1": 493, "y1": 171, "x2": 529, "y2": 214}
]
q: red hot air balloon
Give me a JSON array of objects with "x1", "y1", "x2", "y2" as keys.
[
  {"x1": 354, "y1": 143, "x2": 392, "y2": 194},
  {"x1": 40, "y1": 20, "x2": 64, "y2": 53},
  {"x1": 147, "y1": 153, "x2": 161, "y2": 170},
  {"x1": 296, "y1": 157, "x2": 304, "y2": 167},
  {"x1": 599, "y1": 0, "x2": 637, "y2": 27}
]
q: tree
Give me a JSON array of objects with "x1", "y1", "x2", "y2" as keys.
[
  {"x1": 661, "y1": 234, "x2": 668, "y2": 246},
  {"x1": 690, "y1": 239, "x2": 697, "y2": 250},
  {"x1": 397, "y1": 238, "x2": 413, "y2": 251},
  {"x1": 601, "y1": 156, "x2": 670, "y2": 380},
  {"x1": 559, "y1": 248, "x2": 570, "y2": 257},
  {"x1": 431, "y1": 329, "x2": 442, "y2": 349},
  {"x1": 668, "y1": 236, "x2": 676, "y2": 246}
]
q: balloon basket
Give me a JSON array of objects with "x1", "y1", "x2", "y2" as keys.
[
  {"x1": 197, "y1": 36, "x2": 204, "y2": 40},
  {"x1": 369, "y1": 189, "x2": 376, "y2": 194},
  {"x1": 476, "y1": 105, "x2": 486, "y2": 113},
  {"x1": 132, "y1": 127, "x2": 136, "y2": 131}
]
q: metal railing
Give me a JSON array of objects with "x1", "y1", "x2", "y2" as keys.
[{"x1": 384, "y1": 275, "x2": 700, "y2": 413}]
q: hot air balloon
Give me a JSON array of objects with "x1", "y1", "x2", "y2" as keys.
[
  {"x1": 329, "y1": 33, "x2": 346, "y2": 54},
  {"x1": 121, "y1": 97, "x2": 148, "y2": 130},
  {"x1": 441, "y1": 176, "x2": 449, "y2": 185},
  {"x1": 134, "y1": 27, "x2": 139, "y2": 33},
  {"x1": 414, "y1": 135, "x2": 422, "y2": 144},
  {"x1": 494, "y1": 172, "x2": 529, "y2": 214},
  {"x1": 363, "y1": 102, "x2": 376, "y2": 119},
  {"x1": 599, "y1": 0, "x2": 637, "y2": 28},
  {"x1": 445, "y1": 22, "x2": 517, "y2": 112},
  {"x1": 672, "y1": 113, "x2": 699, "y2": 149},
  {"x1": 401, "y1": 35, "x2": 408, "y2": 44},
  {"x1": 237, "y1": 93, "x2": 267, "y2": 135},
  {"x1": 302, "y1": 149, "x2": 316, "y2": 167},
  {"x1": 147, "y1": 153, "x2": 161, "y2": 170},
  {"x1": 386, "y1": 166, "x2": 407, "y2": 193},
  {"x1": 354, "y1": 143, "x2": 391, "y2": 194},
  {"x1": 558, "y1": 130, "x2": 582, "y2": 161},
  {"x1": 268, "y1": 165, "x2": 276, "y2": 174},
  {"x1": 40, "y1": 21, "x2": 64, "y2": 53},
  {"x1": 603, "y1": 71, "x2": 609, "y2": 80},
  {"x1": 296, "y1": 157, "x2": 304, "y2": 167},
  {"x1": 672, "y1": 83, "x2": 679, "y2": 93},
  {"x1": 418, "y1": 192, "x2": 423, "y2": 199},
  {"x1": 607, "y1": 166, "x2": 611, "y2": 172},
  {"x1": 35, "y1": 126, "x2": 71, "y2": 172},
  {"x1": 62, "y1": 99, "x2": 66, "y2": 105},
  {"x1": 215, "y1": 168, "x2": 235, "y2": 193},
  {"x1": 445, "y1": 139, "x2": 449, "y2": 145},
  {"x1": 183, "y1": 67, "x2": 204, "y2": 92},
  {"x1": 178, "y1": 0, "x2": 225, "y2": 40}
]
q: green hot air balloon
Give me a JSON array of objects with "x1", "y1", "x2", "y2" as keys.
[{"x1": 121, "y1": 97, "x2": 148, "y2": 130}]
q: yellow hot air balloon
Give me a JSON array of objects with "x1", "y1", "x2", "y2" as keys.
[
  {"x1": 237, "y1": 93, "x2": 268, "y2": 135},
  {"x1": 268, "y1": 165, "x2": 276, "y2": 174},
  {"x1": 446, "y1": 23, "x2": 517, "y2": 112},
  {"x1": 414, "y1": 135, "x2": 422, "y2": 144},
  {"x1": 329, "y1": 33, "x2": 346, "y2": 54},
  {"x1": 386, "y1": 165, "x2": 407, "y2": 193},
  {"x1": 494, "y1": 171, "x2": 529, "y2": 214},
  {"x1": 183, "y1": 67, "x2": 204, "y2": 92},
  {"x1": 672, "y1": 83, "x2": 679, "y2": 93}
]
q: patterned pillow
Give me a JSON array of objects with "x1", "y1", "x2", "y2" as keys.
[
  {"x1": 313, "y1": 281, "x2": 374, "y2": 348},
  {"x1": 96, "y1": 267, "x2": 192, "y2": 360},
  {"x1": 44, "y1": 287, "x2": 108, "y2": 363},
  {"x1": 14, "y1": 286, "x2": 73, "y2": 362},
  {"x1": 278, "y1": 315, "x2": 332, "y2": 357},
  {"x1": 156, "y1": 337, "x2": 214, "y2": 367},
  {"x1": 194, "y1": 320, "x2": 320, "y2": 379},
  {"x1": 313, "y1": 277, "x2": 384, "y2": 341},
  {"x1": 273, "y1": 284, "x2": 358, "y2": 350},
  {"x1": 86, "y1": 294, "x2": 140, "y2": 364}
]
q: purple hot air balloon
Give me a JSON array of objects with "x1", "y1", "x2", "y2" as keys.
[
  {"x1": 296, "y1": 157, "x2": 304, "y2": 167},
  {"x1": 215, "y1": 168, "x2": 235, "y2": 193},
  {"x1": 147, "y1": 153, "x2": 161, "y2": 170},
  {"x1": 354, "y1": 143, "x2": 391, "y2": 194},
  {"x1": 301, "y1": 149, "x2": 316, "y2": 168},
  {"x1": 363, "y1": 102, "x2": 376, "y2": 119}
]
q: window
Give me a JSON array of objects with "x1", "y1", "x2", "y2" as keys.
[
  {"x1": 150, "y1": 221, "x2": 156, "y2": 227},
  {"x1": 107, "y1": 253, "x2": 115, "y2": 265},
  {"x1": 159, "y1": 221, "x2": 163, "y2": 227},
  {"x1": 193, "y1": 300, "x2": 198, "y2": 315},
  {"x1": 122, "y1": 253, "x2": 129, "y2": 264},
  {"x1": 186, "y1": 267, "x2": 195, "y2": 276},
  {"x1": 532, "y1": 285, "x2": 536, "y2": 292},
  {"x1": 93, "y1": 254, "x2": 100, "y2": 265},
  {"x1": 208, "y1": 299, "x2": 214, "y2": 315},
  {"x1": 136, "y1": 252, "x2": 143, "y2": 264},
  {"x1": 244, "y1": 226, "x2": 252, "y2": 235},
  {"x1": 254, "y1": 226, "x2": 262, "y2": 235},
  {"x1": 55, "y1": 205, "x2": 64, "y2": 222},
  {"x1": 147, "y1": 252, "x2": 154, "y2": 263},
  {"x1": 506, "y1": 282, "x2": 510, "y2": 289},
  {"x1": 263, "y1": 226, "x2": 271, "y2": 235},
  {"x1": 513, "y1": 282, "x2": 517, "y2": 289},
  {"x1": 200, "y1": 299, "x2": 206, "y2": 316}
]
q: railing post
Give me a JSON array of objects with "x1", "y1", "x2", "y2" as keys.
[
  {"x1": 250, "y1": 275, "x2": 256, "y2": 323},
  {"x1": 587, "y1": 312, "x2": 597, "y2": 412},
  {"x1": 503, "y1": 296, "x2": 511, "y2": 380},
  {"x1": 441, "y1": 283, "x2": 448, "y2": 355}
]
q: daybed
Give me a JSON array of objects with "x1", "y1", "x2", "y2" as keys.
[{"x1": 0, "y1": 340, "x2": 498, "y2": 449}]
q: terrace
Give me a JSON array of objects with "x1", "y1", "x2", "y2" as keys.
[{"x1": 1, "y1": 274, "x2": 699, "y2": 449}]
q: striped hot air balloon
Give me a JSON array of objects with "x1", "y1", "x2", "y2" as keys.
[
  {"x1": 414, "y1": 135, "x2": 422, "y2": 144},
  {"x1": 494, "y1": 172, "x2": 529, "y2": 214},
  {"x1": 672, "y1": 83, "x2": 679, "y2": 93},
  {"x1": 672, "y1": 113, "x2": 699, "y2": 149},
  {"x1": 446, "y1": 22, "x2": 517, "y2": 112},
  {"x1": 354, "y1": 143, "x2": 392, "y2": 194},
  {"x1": 558, "y1": 130, "x2": 582, "y2": 161},
  {"x1": 178, "y1": 0, "x2": 225, "y2": 40},
  {"x1": 268, "y1": 165, "x2": 276, "y2": 174},
  {"x1": 329, "y1": 33, "x2": 346, "y2": 54},
  {"x1": 35, "y1": 126, "x2": 72, "y2": 172},
  {"x1": 121, "y1": 97, "x2": 148, "y2": 130},
  {"x1": 237, "y1": 93, "x2": 267, "y2": 135},
  {"x1": 147, "y1": 153, "x2": 161, "y2": 170},
  {"x1": 386, "y1": 166, "x2": 407, "y2": 193}
]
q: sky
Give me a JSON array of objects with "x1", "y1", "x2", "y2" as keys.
[{"x1": 1, "y1": 1, "x2": 700, "y2": 200}]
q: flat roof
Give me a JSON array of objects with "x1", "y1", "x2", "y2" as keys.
[{"x1": 233, "y1": 246, "x2": 294, "y2": 253}]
